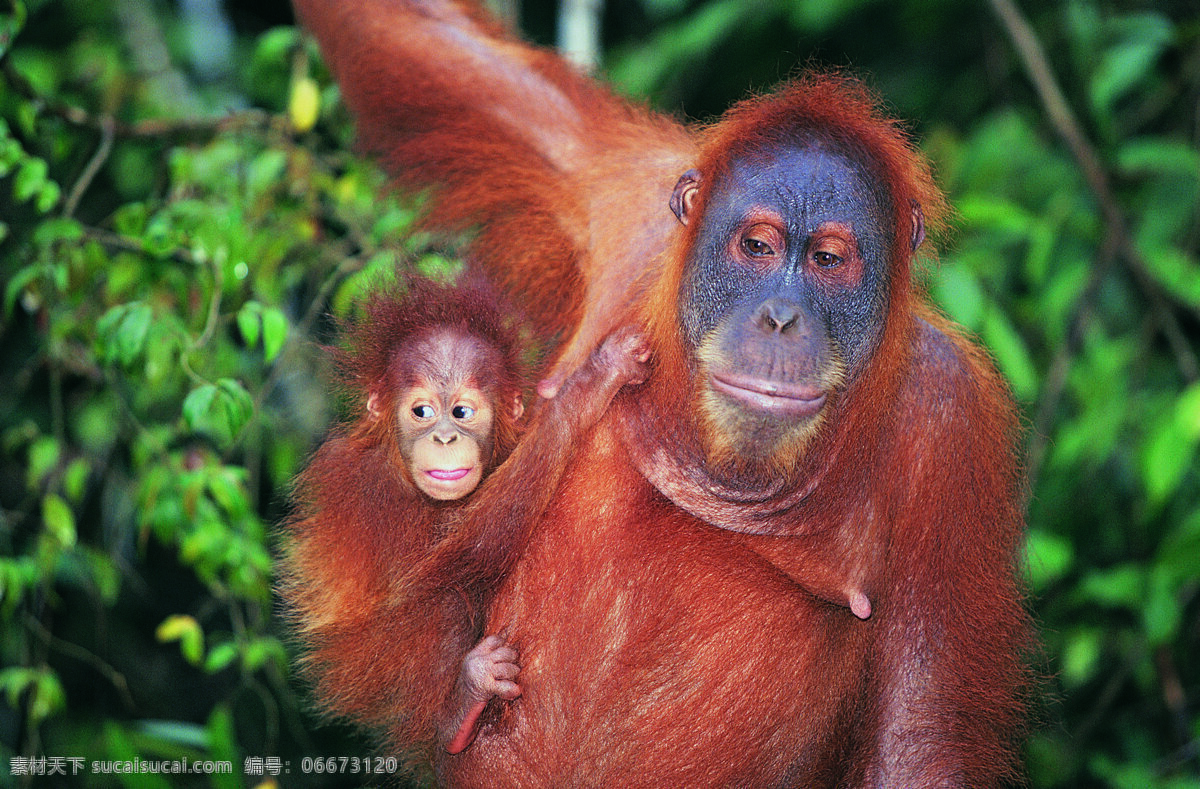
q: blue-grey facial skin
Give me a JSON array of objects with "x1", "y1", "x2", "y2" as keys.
[{"x1": 679, "y1": 144, "x2": 895, "y2": 378}]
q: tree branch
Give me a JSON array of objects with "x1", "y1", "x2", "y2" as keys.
[
  {"x1": 63, "y1": 116, "x2": 114, "y2": 218},
  {"x1": 1, "y1": 56, "x2": 272, "y2": 139},
  {"x1": 985, "y1": 0, "x2": 1118, "y2": 227},
  {"x1": 987, "y1": 0, "x2": 1199, "y2": 384}
]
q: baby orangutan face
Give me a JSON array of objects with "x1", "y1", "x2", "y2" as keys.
[
  {"x1": 397, "y1": 376, "x2": 496, "y2": 500},
  {"x1": 369, "y1": 328, "x2": 520, "y2": 501}
]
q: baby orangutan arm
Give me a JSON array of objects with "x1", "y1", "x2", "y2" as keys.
[
  {"x1": 413, "y1": 327, "x2": 650, "y2": 754},
  {"x1": 442, "y1": 635, "x2": 522, "y2": 754},
  {"x1": 430, "y1": 324, "x2": 650, "y2": 580}
]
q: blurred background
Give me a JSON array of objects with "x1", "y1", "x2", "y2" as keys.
[{"x1": 0, "y1": 0, "x2": 1197, "y2": 786}]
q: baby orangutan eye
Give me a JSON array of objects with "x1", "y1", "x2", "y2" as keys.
[{"x1": 452, "y1": 404, "x2": 476, "y2": 420}]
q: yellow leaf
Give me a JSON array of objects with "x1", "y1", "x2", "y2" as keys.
[{"x1": 288, "y1": 77, "x2": 320, "y2": 133}]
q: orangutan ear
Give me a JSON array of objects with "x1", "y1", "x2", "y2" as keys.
[
  {"x1": 910, "y1": 200, "x2": 926, "y2": 252},
  {"x1": 669, "y1": 169, "x2": 702, "y2": 226}
]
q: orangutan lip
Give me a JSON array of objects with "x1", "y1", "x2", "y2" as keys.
[
  {"x1": 426, "y1": 468, "x2": 471, "y2": 482},
  {"x1": 710, "y1": 373, "x2": 827, "y2": 417}
]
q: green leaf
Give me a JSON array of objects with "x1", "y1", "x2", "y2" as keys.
[
  {"x1": 180, "y1": 521, "x2": 223, "y2": 568},
  {"x1": 184, "y1": 380, "x2": 254, "y2": 447},
  {"x1": 1025, "y1": 529, "x2": 1074, "y2": 592},
  {"x1": 156, "y1": 615, "x2": 205, "y2": 666},
  {"x1": 370, "y1": 205, "x2": 417, "y2": 246},
  {"x1": 414, "y1": 252, "x2": 464, "y2": 282},
  {"x1": 143, "y1": 211, "x2": 178, "y2": 258},
  {"x1": 101, "y1": 722, "x2": 173, "y2": 789},
  {"x1": 932, "y1": 265, "x2": 986, "y2": 329},
  {"x1": 0, "y1": 557, "x2": 38, "y2": 612},
  {"x1": 1061, "y1": 628, "x2": 1102, "y2": 688},
  {"x1": 13, "y1": 155, "x2": 48, "y2": 203},
  {"x1": 74, "y1": 397, "x2": 120, "y2": 454},
  {"x1": 1078, "y1": 564, "x2": 1145, "y2": 610},
  {"x1": 247, "y1": 148, "x2": 288, "y2": 196},
  {"x1": 982, "y1": 310, "x2": 1038, "y2": 400},
  {"x1": 0, "y1": 2, "x2": 28, "y2": 59},
  {"x1": 35, "y1": 180, "x2": 60, "y2": 213},
  {"x1": 1158, "y1": 510, "x2": 1200, "y2": 585},
  {"x1": 29, "y1": 670, "x2": 65, "y2": 723},
  {"x1": 41, "y1": 493, "x2": 76, "y2": 548},
  {"x1": 31, "y1": 216, "x2": 82, "y2": 246},
  {"x1": 1088, "y1": 13, "x2": 1173, "y2": 116},
  {"x1": 183, "y1": 384, "x2": 219, "y2": 430},
  {"x1": 236, "y1": 301, "x2": 262, "y2": 348},
  {"x1": 97, "y1": 302, "x2": 153, "y2": 366},
  {"x1": 26, "y1": 435, "x2": 60, "y2": 490},
  {"x1": 134, "y1": 719, "x2": 210, "y2": 750},
  {"x1": 0, "y1": 667, "x2": 37, "y2": 708},
  {"x1": 155, "y1": 614, "x2": 199, "y2": 642},
  {"x1": 62, "y1": 457, "x2": 91, "y2": 503},
  {"x1": 112, "y1": 201, "x2": 150, "y2": 236},
  {"x1": 0, "y1": 139, "x2": 21, "y2": 177},
  {"x1": 242, "y1": 636, "x2": 286, "y2": 673},
  {"x1": 252, "y1": 26, "x2": 301, "y2": 69},
  {"x1": 205, "y1": 705, "x2": 241, "y2": 789},
  {"x1": 1140, "y1": 247, "x2": 1200, "y2": 308},
  {"x1": 207, "y1": 468, "x2": 249, "y2": 519},
  {"x1": 1141, "y1": 383, "x2": 1200, "y2": 506},
  {"x1": 1142, "y1": 567, "x2": 1180, "y2": 646},
  {"x1": 607, "y1": 0, "x2": 750, "y2": 98},
  {"x1": 956, "y1": 195, "x2": 1034, "y2": 239},
  {"x1": 0, "y1": 667, "x2": 66, "y2": 725},
  {"x1": 4, "y1": 264, "x2": 42, "y2": 315},
  {"x1": 0, "y1": 667, "x2": 25, "y2": 709},
  {"x1": 204, "y1": 642, "x2": 239, "y2": 674},
  {"x1": 1040, "y1": 256, "x2": 1091, "y2": 340},
  {"x1": 80, "y1": 547, "x2": 121, "y2": 605},
  {"x1": 261, "y1": 307, "x2": 288, "y2": 362},
  {"x1": 216, "y1": 379, "x2": 254, "y2": 436},
  {"x1": 1118, "y1": 137, "x2": 1200, "y2": 178}
]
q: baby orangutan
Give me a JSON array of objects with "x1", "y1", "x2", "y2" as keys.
[{"x1": 281, "y1": 278, "x2": 648, "y2": 765}]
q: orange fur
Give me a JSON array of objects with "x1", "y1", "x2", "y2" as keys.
[
  {"x1": 280, "y1": 278, "x2": 651, "y2": 772},
  {"x1": 292, "y1": 0, "x2": 692, "y2": 391},
  {"x1": 279, "y1": 280, "x2": 532, "y2": 763},
  {"x1": 292, "y1": 1, "x2": 1030, "y2": 785}
]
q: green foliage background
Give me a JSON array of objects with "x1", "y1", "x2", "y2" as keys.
[{"x1": 1, "y1": 0, "x2": 1197, "y2": 786}]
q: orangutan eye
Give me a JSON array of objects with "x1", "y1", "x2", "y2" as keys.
[
  {"x1": 742, "y1": 237, "x2": 775, "y2": 257},
  {"x1": 451, "y1": 404, "x2": 475, "y2": 420},
  {"x1": 412, "y1": 404, "x2": 435, "y2": 419},
  {"x1": 738, "y1": 222, "x2": 785, "y2": 260},
  {"x1": 813, "y1": 250, "x2": 843, "y2": 268}
]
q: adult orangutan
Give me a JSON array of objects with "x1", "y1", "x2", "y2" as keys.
[{"x1": 290, "y1": 1, "x2": 1031, "y2": 785}]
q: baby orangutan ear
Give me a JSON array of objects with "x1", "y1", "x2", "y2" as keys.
[
  {"x1": 511, "y1": 392, "x2": 525, "y2": 422},
  {"x1": 367, "y1": 391, "x2": 384, "y2": 420}
]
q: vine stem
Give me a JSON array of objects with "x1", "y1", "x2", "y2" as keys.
[
  {"x1": 63, "y1": 116, "x2": 114, "y2": 218},
  {"x1": 986, "y1": 0, "x2": 1198, "y2": 390},
  {"x1": 192, "y1": 252, "x2": 225, "y2": 351},
  {"x1": 985, "y1": 0, "x2": 1119, "y2": 227}
]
